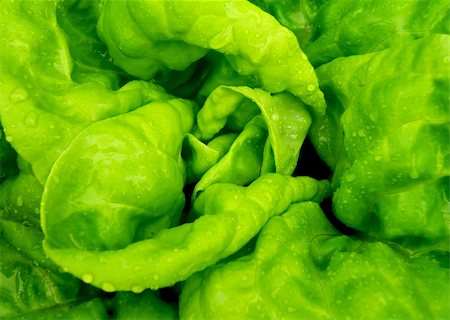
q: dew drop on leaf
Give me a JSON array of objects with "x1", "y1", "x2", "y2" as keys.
[
  {"x1": 24, "y1": 112, "x2": 38, "y2": 127},
  {"x1": 16, "y1": 196, "x2": 23, "y2": 207},
  {"x1": 82, "y1": 273, "x2": 94, "y2": 284},
  {"x1": 102, "y1": 282, "x2": 115, "y2": 292},
  {"x1": 131, "y1": 285, "x2": 145, "y2": 294}
]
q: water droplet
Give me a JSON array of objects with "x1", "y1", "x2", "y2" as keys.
[
  {"x1": 409, "y1": 169, "x2": 419, "y2": 179},
  {"x1": 16, "y1": 196, "x2": 23, "y2": 207},
  {"x1": 271, "y1": 113, "x2": 279, "y2": 121},
  {"x1": 10, "y1": 87, "x2": 28, "y2": 103},
  {"x1": 131, "y1": 285, "x2": 145, "y2": 294},
  {"x1": 346, "y1": 174, "x2": 355, "y2": 182},
  {"x1": 102, "y1": 282, "x2": 115, "y2": 292},
  {"x1": 374, "y1": 155, "x2": 382, "y2": 161},
  {"x1": 289, "y1": 133, "x2": 298, "y2": 140},
  {"x1": 25, "y1": 113, "x2": 38, "y2": 127},
  {"x1": 5, "y1": 136, "x2": 13, "y2": 143},
  {"x1": 82, "y1": 273, "x2": 93, "y2": 284},
  {"x1": 307, "y1": 84, "x2": 315, "y2": 92}
]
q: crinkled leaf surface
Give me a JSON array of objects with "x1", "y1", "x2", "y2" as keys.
[
  {"x1": 196, "y1": 86, "x2": 311, "y2": 175},
  {"x1": 0, "y1": 219, "x2": 82, "y2": 318},
  {"x1": 250, "y1": 0, "x2": 321, "y2": 47},
  {"x1": 0, "y1": 0, "x2": 174, "y2": 185},
  {"x1": 55, "y1": 0, "x2": 123, "y2": 88},
  {"x1": 304, "y1": 0, "x2": 450, "y2": 66},
  {"x1": 181, "y1": 202, "x2": 450, "y2": 320},
  {"x1": 0, "y1": 159, "x2": 43, "y2": 228},
  {"x1": 42, "y1": 99, "x2": 195, "y2": 251},
  {"x1": 310, "y1": 35, "x2": 450, "y2": 245},
  {"x1": 191, "y1": 115, "x2": 269, "y2": 199},
  {"x1": 44, "y1": 174, "x2": 329, "y2": 291},
  {"x1": 98, "y1": 0, "x2": 326, "y2": 116}
]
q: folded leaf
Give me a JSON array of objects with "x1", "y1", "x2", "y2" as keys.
[
  {"x1": 197, "y1": 54, "x2": 259, "y2": 101},
  {"x1": 44, "y1": 174, "x2": 330, "y2": 291},
  {"x1": 42, "y1": 99, "x2": 195, "y2": 251},
  {"x1": 310, "y1": 35, "x2": 450, "y2": 245},
  {"x1": 183, "y1": 132, "x2": 238, "y2": 183},
  {"x1": 0, "y1": 219, "x2": 81, "y2": 318},
  {"x1": 56, "y1": 0, "x2": 123, "y2": 88},
  {"x1": 180, "y1": 202, "x2": 450, "y2": 319},
  {"x1": 192, "y1": 116, "x2": 269, "y2": 199},
  {"x1": 0, "y1": 0, "x2": 175, "y2": 186},
  {"x1": 98, "y1": 0, "x2": 326, "y2": 116},
  {"x1": 196, "y1": 86, "x2": 311, "y2": 172},
  {"x1": 250, "y1": 0, "x2": 321, "y2": 47},
  {"x1": 0, "y1": 159, "x2": 43, "y2": 227},
  {"x1": 304, "y1": 0, "x2": 450, "y2": 66}
]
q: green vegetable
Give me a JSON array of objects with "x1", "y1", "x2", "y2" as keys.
[
  {"x1": 180, "y1": 201, "x2": 450, "y2": 320},
  {"x1": 0, "y1": 159, "x2": 43, "y2": 227},
  {"x1": 0, "y1": 218, "x2": 82, "y2": 318},
  {"x1": 310, "y1": 35, "x2": 450, "y2": 247},
  {"x1": 304, "y1": 0, "x2": 450, "y2": 66},
  {"x1": 97, "y1": 0, "x2": 326, "y2": 117},
  {"x1": 44, "y1": 174, "x2": 330, "y2": 291},
  {"x1": 55, "y1": 0, "x2": 123, "y2": 88},
  {"x1": 0, "y1": 0, "x2": 449, "y2": 318},
  {"x1": 188, "y1": 85, "x2": 311, "y2": 198},
  {"x1": 249, "y1": 0, "x2": 322, "y2": 47},
  {"x1": 42, "y1": 99, "x2": 195, "y2": 251}
]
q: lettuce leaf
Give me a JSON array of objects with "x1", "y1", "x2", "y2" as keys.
[
  {"x1": 56, "y1": 0, "x2": 124, "y2": 88},
  {"x1": 250, "y1": 0, "x2": 322, "y2": 47},
  {"x1": 304, "y1": 0, "x2": 450, "y2": 66},
  {"x1": 181, "y1": 202, "x2": 450, "y2": 319},
  {"x1": 0, "y1": 219, "x2": 83, "y2": 318},
  {"x1": 310, "y1": 35, "x2": 450, "y2": 246},
  {"x1": 186, "y1": 85, "x2": 312, "y2": 199},
  {"x1": 43, "y1": 173, "x2": 329, "y2": 291},
  {"x1": 97, "y1": 0, "x2": 326, "y2": 117}
]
